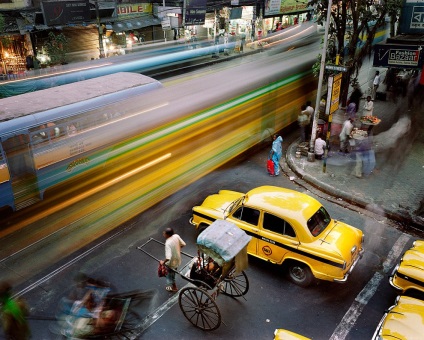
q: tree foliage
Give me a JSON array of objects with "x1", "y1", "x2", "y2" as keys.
[
  {"x1": 0, "y1": 13, "x2": 5, "y2": 33},
  {"x1": 44, "y1": 31, "x2": 69, "y2": 65},
  {"x1": 310, "y1": 0, "x2": 403, "y2": 103}
]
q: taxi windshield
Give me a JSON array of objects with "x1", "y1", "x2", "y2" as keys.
[
  {"x1": 307, "y1": 207, "x2": 331, "y2": 237},
  {"x1": 224, "y1": 196, "x2": 245, "y2": 217}
]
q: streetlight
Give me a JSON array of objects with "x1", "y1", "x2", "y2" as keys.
[{"x1": 309, "y1": 0, "x2": 333, "y2": 161}]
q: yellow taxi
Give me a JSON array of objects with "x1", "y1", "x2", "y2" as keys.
[
  {"x1": 274, "y1": 329, "x2": 311, "y2": 340},
  {"x1": 372, "y1": 295, "x2": 424, "y2": 340},
  {"x1": 190, "y1": 186, "x2": 364, "y2": 287},
  {"x1": 389, "y1": 240, "x2": 424, "y2": 294}
]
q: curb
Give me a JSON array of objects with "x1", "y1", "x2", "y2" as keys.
[{"x1": 285, "y1": 141, "x2": 423, "y2": 229}]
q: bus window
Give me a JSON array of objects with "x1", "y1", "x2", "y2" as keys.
[{"x1": 67, "y1": 123, "x2": 77, "y2": 136}]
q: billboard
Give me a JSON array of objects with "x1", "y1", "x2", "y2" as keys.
[
  {"x1": 41, "y1": 0, "x2": 90, "y2": 26},
  {"x1": 265, "y1": 0, "x2": 308, "y2": 16},
  {"x1": 399, "y1": 0, "x2": 424, "y2": 34},
  {"x1": 185, "y1": 0, "x2": 207, "y2": 25},
  {"x1": 117, "y1": 3, "x2": 153, "y2": 18},
  {"x1": 373, "y1": 44, "x2": 423, "y2": 68},
  {"x1": 326, "y1": 73, "x2": 342, "y2": 116}
]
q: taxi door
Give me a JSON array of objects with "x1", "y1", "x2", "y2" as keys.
[
  {"x1": 256, "y1": 212, "x2": 300, "y2": 264},
  {"x1": 227, "y1": 205, "x2": 260, "y2": 256}
]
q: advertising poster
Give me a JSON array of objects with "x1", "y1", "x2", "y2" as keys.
[
  {"x1": 41, "y1": 0, "x2": 90, "y2": 26},
  {"x1": 265, "y1": 0, "x2": 308, "y2": 16}
]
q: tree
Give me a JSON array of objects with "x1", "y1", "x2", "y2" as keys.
[
  {"x1": 44, "y1": 31, "x2": 69, "y2": 65},
  {"x1": 0, "y1": 13, "x2": 5, "y2": 33},
  {"x1": 310, "y1": 0, "x2": 403, "y2": 104}
]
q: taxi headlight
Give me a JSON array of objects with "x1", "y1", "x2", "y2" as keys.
[{"x1": 351, "y1": 245, "x2": 357, "y2": 255}]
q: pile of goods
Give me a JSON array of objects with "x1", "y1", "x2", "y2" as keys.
[
  {"x1": 350, "y1": 128, "x2": 368, "y2": 140},
  {"x1": 360, "y1": 116, "x2": 381, "y2": 124}
]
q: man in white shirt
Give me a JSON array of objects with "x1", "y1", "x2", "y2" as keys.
[
  {"x1": 363, "y1": 96, "x2": 374, "y2": 116},
  {"x1": 372, "y1": 71, "x2": 380, "y2": 100},
  {"x1": 160, "y1": 228, "x2": 186, "y2": 292},
  {"x1": 314, "y1": 134, "x2": 327, "y2": 159},
  {"x1": 339, "y1": 117, "x2": 354, "y2": 153}
]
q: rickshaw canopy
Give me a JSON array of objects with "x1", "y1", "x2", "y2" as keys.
[{"x1": 196, "y1": 219, "x2": 251, "y2": 267}]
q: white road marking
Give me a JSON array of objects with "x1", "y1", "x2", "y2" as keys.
[
  {"x1": 137, "y1": 283, "x2": 191, "y2": 333},
  {"x1": 329, "y1": 233, "x2": 411, "y2": 340}
]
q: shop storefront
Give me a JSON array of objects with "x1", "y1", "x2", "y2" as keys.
[{"x1": 263, "y1": 0, "x2": 313, "y2": 34}]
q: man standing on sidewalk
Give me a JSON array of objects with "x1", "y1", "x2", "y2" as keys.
[
  {"x1": 160, "y1": 228, "x2": 186, "y2": 293},
  {"x1": 339, "y1": 117, "x2": 354, "y2": 153},
  {"x1": 372, "y1": 71, "x2": 381, "y2": 100}
]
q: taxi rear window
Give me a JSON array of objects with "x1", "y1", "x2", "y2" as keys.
[{"x1": 307, "y1": 207, "x2": 331, "y2": 236}]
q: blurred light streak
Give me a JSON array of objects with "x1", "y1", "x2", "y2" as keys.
[
  {"x1": 262, "y1": 26, "x2": 316, "y2": 48},
  {"x1": 2, "y1": 63, "x2": 113, "y2": 84},
  {"x1": 0, "y1": 153, "x2": 171, "y2": 238}
]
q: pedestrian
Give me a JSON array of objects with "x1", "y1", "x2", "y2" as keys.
[
  {"x1": 224, "y1": 31, "x2": 228, "y2": 45},
  {"x1": 298, "y1": 105, "x2": 309, "y2": 142},
  {"x1": 349, "y1": 85, "x2": 363, "y2": 112},
  {"x1": 0, "y1": 282, "x2": 31, "y2": 340},
  {"x1": 372, "y1": 71, "x2": 380, "y2": 100},
  {"x1": 305, "y1": 100, "x2": 314, "y2": 140},
  {"x1": 314, "y1": 133, "x2": 326, "y2": 160},
  {"x1": 407, "y1": 72, "x2": 419, "y2": 110},
  {"x1": 339, "y1": 117, "x2": 354, "y2": 153},
  {"x1": 270, "y1": 134, "x2": 283, "y2": 176},
  {"x1": 363, "y1": 96, "x2": 374, "y2": 116},
  {"x1": 160, "y1": 228, "x2": 186, "y2": 293},
  {"x1": 346, "y1": 101, "x2": 356, "y2": 120}
]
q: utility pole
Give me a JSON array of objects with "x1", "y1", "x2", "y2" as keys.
[
  {"x1": 309, "y1": 0, "x2": 333, "y2": 161},
  {"x1": 95, "y1": 0, "x2": 105, "y2": 58}
]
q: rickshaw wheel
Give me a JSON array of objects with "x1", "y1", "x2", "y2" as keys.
[
  {"x1": 178, "y1": 287, "x2": 221, "y2": 331},
  {"x1": 221, "y1": 270, "x2": 249, "y2": 297}
]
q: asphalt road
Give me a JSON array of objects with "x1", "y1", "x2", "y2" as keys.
[{"x1": 15, "y1": 128, "x2": 422, "y2": 340}]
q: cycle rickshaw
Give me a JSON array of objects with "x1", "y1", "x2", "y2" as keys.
[
  {"x1": 51, "y1": 277, "x2": 155, "y2": 339},
  {"x1": 137, "y1": 219, "x2": 252, "y2": 331}
]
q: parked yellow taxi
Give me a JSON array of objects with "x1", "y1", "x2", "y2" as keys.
[
  {"x1": 372, "y1": 295, "x2": 424, "y2": 340},
  {"x1": 274, "y1": 328, "x2": 311, "y2": 340},
  {"x1": 190, "y1": 186, "x2": 364, "y2": 287},
  {"x1": 389, "y1": 240, "x2": 424, "y2": 294}
]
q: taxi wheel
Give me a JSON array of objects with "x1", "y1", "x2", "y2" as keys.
[{"x1": 287, "y1": 262, "x2": 314, "y2": 287}]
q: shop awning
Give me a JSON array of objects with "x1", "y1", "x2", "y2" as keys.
[{"x1": 112, "y1": 15, "x2": 161, "y2": 32}]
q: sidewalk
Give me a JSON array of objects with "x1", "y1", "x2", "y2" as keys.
[{"x1": 286, "y1": 95, "x2": 424, "y2": 229}]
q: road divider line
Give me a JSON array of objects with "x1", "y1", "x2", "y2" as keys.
[{"x1": 330, "y1": 233, "x2": 411, "y2": 340}]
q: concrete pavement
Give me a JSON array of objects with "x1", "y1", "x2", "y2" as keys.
[{"x1": 286, "y1": 94, "x2": 424, "y2": 229}]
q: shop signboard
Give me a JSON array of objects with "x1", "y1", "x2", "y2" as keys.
[
  {"x1": 161, "y1": 17, "x2": 171, "y2": 29},
  {"x1": 326, "y1": 73, "x2": 342, "y2": 116},
  {"x1": 117, "y1": 3, "x2": 153, "y2": 18},
  {"x1": 41, "y1": 0, "x2": 90, "y2": 26},
  {"x1": 265, "y1": 0, "x2": 309, "y2": 16},
  {"x1": 373, "y1": 44, "x2": 423, "y2": 68},
  {"x1": 185, "y1": 0, "x2": 207, "y2": 25},
  {"x1": 399, "y1": 0, "x2": 424, "y2": 34}
]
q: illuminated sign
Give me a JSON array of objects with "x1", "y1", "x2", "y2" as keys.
[
  {"x1": 41, "y1": 0, "x2": 90, "y2": 26},
  {"x1": 117, "y1": 3, "x2": 152, "y2": 17}
]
